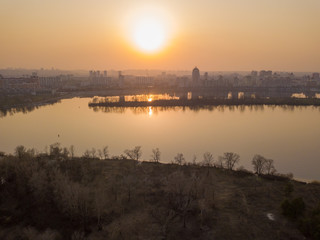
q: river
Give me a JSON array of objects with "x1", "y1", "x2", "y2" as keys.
[{"x1": 1, "y1": 97, "x2": 320, "y2": 181}]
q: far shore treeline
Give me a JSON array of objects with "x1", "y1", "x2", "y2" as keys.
[{"x1": 89, "y1": 97, "x2": 320, "y2": 108}]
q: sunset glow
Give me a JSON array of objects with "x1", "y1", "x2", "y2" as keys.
[
  {"x1": 0, "y1": 0, "x2": 319, "y2": 71},
  {"x1": 1, "y1": 1, "x2": 320, "y2": 238}
]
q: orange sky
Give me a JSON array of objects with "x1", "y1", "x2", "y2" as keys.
[{"x1": 1, "y1": 0, "x2": 320, "y2": 71}]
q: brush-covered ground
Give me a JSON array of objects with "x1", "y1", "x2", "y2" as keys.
[{"x1": 0, "y1": 151, "x2": 319, "y2": 240}]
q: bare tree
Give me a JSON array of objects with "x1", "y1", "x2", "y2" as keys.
[
  {"x1": 23, "y1": 227, "x2": 60, "y2": 240},
  {"x1": 98, "y1": 149, "x2": 103, "y2": 159},
  {"x1": 123, "y1": 174, "x2": 137, "y2": 202},
  {"x1": 102, "y1": 146, "x2": 109, "y2": 160},
  {"x1": 26, "y1": 148, "x2": 36, "y2": 158},
  {"x1": 82, "y1": 148, "x2": 98, "y2": 159},
  {"x1": 82, "y1": 150, "x2": 90, "y2": 158},
  {"x1": 90, "y1": 148, "x2": 96, "y2": 158},
  {"x1": 54, "y1": 172, "x2": 91, "y2": 230},
  {"x1": 151, "y1": 148, "x2": 161, "y2": 163},
  {"x1": 219, "y1": 152, "x2": 240, "y2": 170},
  {"x1": 15, "y1": 145, "x2": 26, "y2": 159},
  {"x1": 69, "y1": 145, "x2": 75, "y2": 158},
  {"x1": 150, "y1": 207, "x2": 177, "y2": 238},
  {"x1": 215, "y1": 156, "x2": 224, "y2": 168},
  {"x1": 43, "y1": 145, "x2": 49, "y2": 155},
  {"x1": 202, "y1": 152, "x2": 214, "y2": 167},
  {"x1": 265, "y1": 158, "x2": 276, "y2": 175},
  {"x1": 192, "y1": 155, "x2": 197, "y2": 165},
  {"x1": 71, "y1": 231, "x2": 86, "y2": 240},
  {"x1": 252, "y1": 154, "x2": 267, "y2": 174},
  {"x1": 166, "y1": 171, "x2": 195, "y2": 228},
  {"x1": 50, "y1": 142, "x2": 62, "y2": 158},
  {"x1": 174, "y1": 153, "x2": 185, "y2": 165},
  {"x1": 63, "y1": 147, "x2": 70, "y2": 159},
  {"x1": 93, "y1": 179, "x2": 107, "y2": 230},
  {"x1": 124, "y1": 146, "x2": 142, "y2": 161}
]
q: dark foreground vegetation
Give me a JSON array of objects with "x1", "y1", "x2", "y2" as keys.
[{"x1": 0, "y1": 146, "x2": 319, "y2": 240}]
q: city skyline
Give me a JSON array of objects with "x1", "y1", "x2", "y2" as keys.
[{"x1": 1, "y1": 0, "x2": 320, "y2": 71}]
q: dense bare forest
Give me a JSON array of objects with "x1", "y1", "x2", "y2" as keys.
[{"x1": 0, "y1": 145, "x2": 319, "y2": 240}]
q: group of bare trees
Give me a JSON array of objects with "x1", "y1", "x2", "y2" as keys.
[
  {"x1": 202, "y1": 152, "x2": 214, "y2": 166},
  {"x1": 174, "y1": 153, "x2": 186, "y2": 165},
  {"x1": 173, "y1": 151, "x2": 240, "y2": 171},
  {"x1": 124, "y1": 146, "x2": 142, "y2": 161},
  {"x1": 121, "y1": 146, "x2": 161, "y2": 163},
  {"x1": 12, "y1": 144, "x2": 276, "y2": 176},
  {"x1": 171, "y1": 151, "x2": 277, "y2": 175},
  {"x1": 83, "y1": 146, "x2": 109, "y2": 160},
  {"x1": 151, "y1": 148, "x2": 161, "y2": 163},
  {"x1": 217, "y1": 152, "x2": 240, "y2": 170},
  {"x1": 252, "y1": 154, "x2": 276, "y2": 175}
]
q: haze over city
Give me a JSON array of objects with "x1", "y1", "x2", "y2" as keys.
[{"x1": 1, "y1": 0, "x2": 320, "y2": 71}]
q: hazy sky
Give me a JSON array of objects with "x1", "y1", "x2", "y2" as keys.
[{"x1": 1, "y1": 0, "x2": 320, "y2": 71}]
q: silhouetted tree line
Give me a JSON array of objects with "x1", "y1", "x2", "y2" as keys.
[
  {"x1": 0, "y1": 144, "x2": 319, "y2": 240},
  {"x1": 89, "y1": 104, "x2": 320, "y2": 116},
  {"x1": 89, "y1": 97, "x2": 320, "y2": 108},
  {"x1": 0, "y1": 95, "x2": 59, "y2": 118}
]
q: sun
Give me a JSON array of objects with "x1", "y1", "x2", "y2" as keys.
[
  {"x1": 133, "y1": 18, "x2": 166, "y2": 53},
  {"x1": 124, "y1": 6, "x2": 174, "y2": 54}
]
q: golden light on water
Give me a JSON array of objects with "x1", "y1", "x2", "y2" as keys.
[{"x1": 148, "y1": 106, "x2": 153, "y2": 116}]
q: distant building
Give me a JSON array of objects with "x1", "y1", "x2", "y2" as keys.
[
  {"x1": 312, "y1": 73, "x2": 319, "y2": 80},
  {"x1": 118, "y1": 71, "x2": 124, "y2": 88},
  {"x1": 259, "y1": 70, "x2": 272, "y2": 78},
  {"x1": 204, "y1": 72, "x2": 208, "y2": 81},
  {"x1": 89, "y1": 70, "x2": 108, "y2": 86},
  {"x1": 134, "y1": 76, "x2": 154, "y2": 87},
  {"x1": 1, "y1": 74, "x2": 40, "y2": 92},
  {"x1": 39, "y1": 74, "x2": 74, "y2": 89},
  {"x1": 0, "y1": 74, "x2": 5, "y2": 89},
  {"x1": 176, "y1": 76, "x2": 188, "y2": 88},
  {"x1": 251, "y1": 71, "x2": 258, "y2": 77},
  {"x1": 192, "y1": 67, "x2": 200, "y2": 84}
]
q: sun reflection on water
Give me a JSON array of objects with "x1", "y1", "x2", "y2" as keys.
[{"x1": 148, "y1": 106, "x2": 153, "y2": 117}]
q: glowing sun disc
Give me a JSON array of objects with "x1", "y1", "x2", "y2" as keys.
[{"x1": 133, "y1": 18, "x2": 166, "y2": 53}]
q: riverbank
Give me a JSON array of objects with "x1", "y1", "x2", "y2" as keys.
[{"x1": 0, "y1": 152, "x2": 319, "y2": 240}]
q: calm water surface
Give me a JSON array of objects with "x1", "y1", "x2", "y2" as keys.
[{"x1": 1, "y1": 97, "x2": 320, "y2": 180}]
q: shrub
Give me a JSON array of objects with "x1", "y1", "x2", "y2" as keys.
[
  {"x1": 281, "y1": 197, "x2": 305, "y2": 219},
  {"x1": 299, "y1": 204, "x2": 320, "y2": 239},
  {"x1": 284, "y1": 182, "x2": 294, "y2": 197}
]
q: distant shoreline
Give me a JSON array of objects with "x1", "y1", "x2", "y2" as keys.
[{"x1": 88, "y1": 97, "x2": 320, "y2": 108}]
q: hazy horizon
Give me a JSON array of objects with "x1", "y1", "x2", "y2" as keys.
[
  {"x1": 1, "y1": 0, "x2": 319, "y2": 72},
  {"x1": 0, "y1": 65, "x2": 320, "y2": 75}
]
